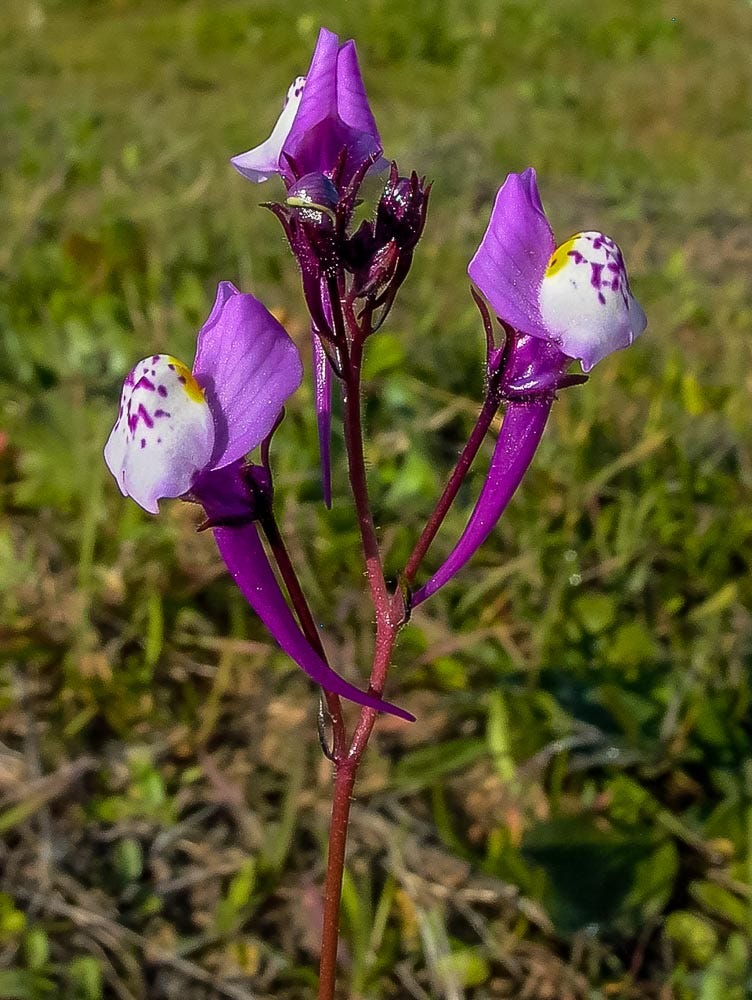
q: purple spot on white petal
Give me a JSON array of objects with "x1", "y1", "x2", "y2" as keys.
[
  {"x1": 127, "y1": 402, "x2": 154, "y2": 432},
  {"x1": 158, "y1": 385, "x2": 167, "y2": 397},
  {"x1": 590, "y1": 262, "x2": 604, "y2": 290}
]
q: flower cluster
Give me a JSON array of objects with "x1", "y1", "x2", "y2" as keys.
[
  {"x1": 232, "y1": 27, "x2": 429, "y2": 504},
  {"x1": 104, "y1": 27, "x2": 645, "y2": 726}
]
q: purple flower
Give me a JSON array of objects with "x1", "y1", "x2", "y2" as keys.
[
  {"x1": 231, "y1": 27, "x2": 384, "y2": 188},
  {"x1": 104, "y1": 284, "x2": 411, "y2": 721},
  {"x1": 412, "y1": 172, "x2": 645, "y2": 604},
  {"x1": 104, "y1": 282, "x2": 302, "y2": 513},
  {"x1": 468, "y1": 169, "x2": 646, "y2": 372}
]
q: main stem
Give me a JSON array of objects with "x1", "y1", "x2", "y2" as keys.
[
  {"x1": 317, "y1": 758, "x2": 357, "y2": 1000},
  {"x1": 317, "y1": 617, "x2": 401, "y2": 1000},
  {"x1": 318, "y1": 295, "x2": 400, "y2": 999}
]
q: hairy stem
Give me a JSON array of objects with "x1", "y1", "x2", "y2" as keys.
[
  {"x1": 317, "y1": 291, "x2": 407, "y2": 999},
  {"x1": 349, "y1": 603, "x2": 403, "y2": 760}
]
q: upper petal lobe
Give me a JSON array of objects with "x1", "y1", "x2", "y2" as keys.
[
  {"x1": 193, "y1": 284, "x2": 303, "y2": 469},
  {"x1": 468, "y1": 169, "x2": 555, "y2": 340}
]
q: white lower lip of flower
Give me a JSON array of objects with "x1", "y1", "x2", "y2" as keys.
[
  {"x1": 104, "y1": 354, "x2": 215, "y2": 514},
  {"x1": 539, "y1": 231, "x2": 646, "y2": 372},
  {"x1": 230, "y1": 76, "x2": 306, "y2": 183}
]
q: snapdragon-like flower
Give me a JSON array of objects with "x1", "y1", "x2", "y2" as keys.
[
  {"x1": 104, "y1": 283, "x2": 411, "y2": 721},
  {"x1": 105, "y1": 282, "x2": 302, "y2": 512},
  {"x1": 413, "y1": 170, "x2": 646, "y2": 604},
  {"x1": 467, "y1": 168, "x2": 646, "y2": 372},
  {"x1": 232, "y1": 24, "x2": 384, "y2": 506},
  {"x1": 231, "y1": 27, "x2": 384, "y2": 188}
]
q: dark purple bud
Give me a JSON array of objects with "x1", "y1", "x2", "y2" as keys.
[
  {"x1": 337, "y1": 150, "x2": 381, "y2": 226},
  {"x1": 287, "y1": 172, "x2": 339, "y2": 228},
  {"x1": 375, "y1": 164, "x2": 430, "y2": 253},
  {"x1": 354, "y1": 239, "x2": 400, "y2": 300}
]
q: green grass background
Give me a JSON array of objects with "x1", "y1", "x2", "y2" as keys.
[{"x1": 1, "y1": 0, "x2": 751, "y2": 997}]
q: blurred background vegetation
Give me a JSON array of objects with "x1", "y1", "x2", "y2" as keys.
[{"x1": 1, "y1": 0, "x2": 751, "y2": 997}]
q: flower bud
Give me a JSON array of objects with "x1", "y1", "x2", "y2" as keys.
[
  {"x1": 286, "y1": 172, "x2": 339, "y2": 228},
  {"x1": 375, "y1": 164, "x2": 430, "y2": 253}
]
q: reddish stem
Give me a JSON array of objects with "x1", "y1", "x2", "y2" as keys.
[
  {"x1": 317, "y1": 759, "x2": 357, "y2": 1000},
  {"x1": 317, "y1": 617, "x2": 401, "y2": 1000},
  {"x1": 317, "y1": 290, "x2": 406, "y2": 999},
  {"x1": 403, "y1": 394, "x2": 499, "y2": 584},
  {"x1": 348, "y1": 611, "x2": 401, "y2": 760}
]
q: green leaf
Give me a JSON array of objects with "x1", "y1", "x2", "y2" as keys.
[
  {"x1": 392, "y1": 738, "x2": 487, "y2": 792},
  {"x1": 664, "y1": 911, "x2": 718, "y2": 967},
  {"x1": 572, "y1": 593, "x2": 616, "y2": 634},
  {"x1": 522, "y1": 818, "x2": 673, "y2": 935},
  {"x1": 68, "y1": 956, "x2": 102, "y2": 1000},
  {"x1": 436, "y1": 947, "x2": 491, "y2": 988},
  {"x1": 486, "y1": 690, "x2": 515, "y2": 782},
  {"x1": 114, "y1": 837, "x2": 143, "y2": 883},
  {"x1": 23, "y1": 928, "x2": 50, "y2": 972},
  {"x1": 0, "y1": 969, "x2": 54, "y2": 998},
  {"x1": 689, "y1": 881, "x2": 747, "y2": 928},
  {"x1": 605, "y1": 621, "x2": 657, "y2": 668}
]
